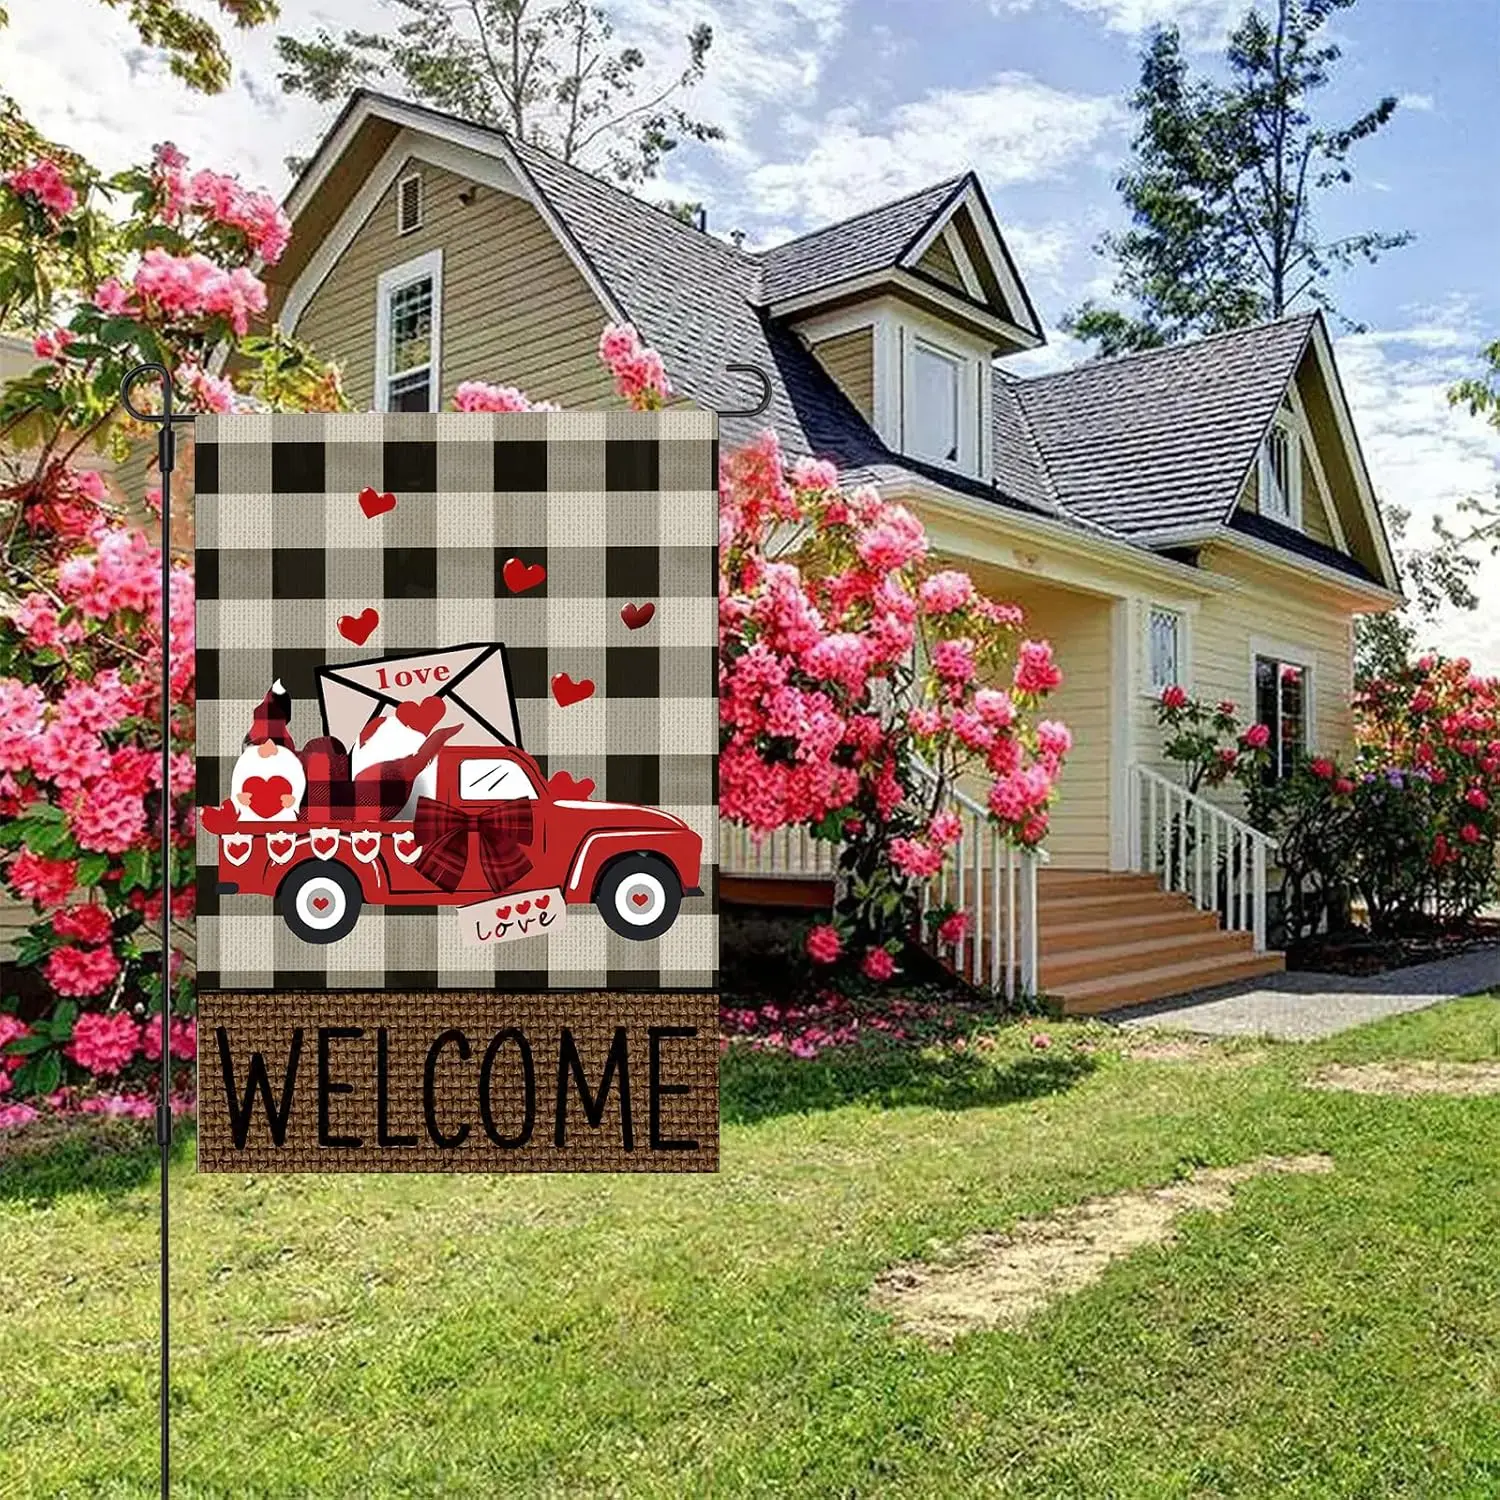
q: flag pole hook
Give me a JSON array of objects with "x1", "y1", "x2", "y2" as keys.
[{"x1": 717, "y1": 362, "x2": 772, "y2": 418}]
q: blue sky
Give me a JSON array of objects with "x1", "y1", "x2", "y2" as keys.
[{"x1": 5, "y1": 0, "x2": 1498, "y2": 663}]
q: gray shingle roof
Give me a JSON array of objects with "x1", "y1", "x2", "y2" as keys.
[
  {"x1": 757, "y1": 177, "x2": 967, "y2": 304},
  {"x1": 314, "y1": 94, "x2": 1348, "y2": 574},
  {"x1": 1009, "y1": 314, "x2": 1318, "y2": 538}
]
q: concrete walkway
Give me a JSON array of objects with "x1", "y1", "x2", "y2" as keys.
[{"x1": 1110, "y1": 945, "x2": 1500, "y2": 1040}]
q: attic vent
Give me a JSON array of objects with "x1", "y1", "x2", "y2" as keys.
[{"x1": 397, "y1": 174, "x2": 423, "y2": 235}]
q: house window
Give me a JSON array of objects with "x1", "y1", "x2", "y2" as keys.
[
  {"x1": 396, "y1": 173, "x2": 423, "y2": 235},
  {"x1": 908, "y1": 341, "x2": 962, "y2": 464},
  {"x1": 1148, "y1": 608, "x2": 1182, "y2": 694},
  {"x1": 1254, "y1": 654, "x2": 1308, "y2": 779},
  {"x1": 375, "y1": 250, "x2": 442, "y2": 413},
  {"x1": 1259, "y1": 420, "x2": 1301, "y2": 527}
]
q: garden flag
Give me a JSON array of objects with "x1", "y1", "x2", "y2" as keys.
[{"x1": 193, "y1": 409, "x2": 719, "y2": 1172}]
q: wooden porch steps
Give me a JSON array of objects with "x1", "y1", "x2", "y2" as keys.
[{"x1": 1036, "y1": 868, "x2": 1283, "y2": 1016}]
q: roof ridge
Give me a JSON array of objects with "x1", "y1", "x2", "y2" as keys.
[
  {"x1": 1020, "y1": 311, "x2": 1321, "y2": 386},
  {"x1": 510, "y1": 136, "x2": 757, "y2": 262},
  {"x1": 756, "y1": 174, "x2": 969, "y2": 259}
]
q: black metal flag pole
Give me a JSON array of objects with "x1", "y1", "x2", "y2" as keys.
[{"x1": 120, "y1": 364, "x2": 195, "y2": 1499}]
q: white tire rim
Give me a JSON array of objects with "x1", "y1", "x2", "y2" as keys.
[
  {"x1": 296, "y1": 875, "x2": 347, "y2": 932},
  {"x1": 615, "y1": 872, "x2": 666, "y2": 927}
]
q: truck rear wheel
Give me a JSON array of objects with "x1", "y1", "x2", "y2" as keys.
[
  {"x1": 595, "y1": 853, "x2": 682, "y2": 941},
  {"x1": 279, "y1": 860, "x2": 363, "y2": 945}
]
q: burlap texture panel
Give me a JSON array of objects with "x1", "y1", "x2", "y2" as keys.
[{"x1": 198, "y1": 990, "x2": 717, "y2": 1173}]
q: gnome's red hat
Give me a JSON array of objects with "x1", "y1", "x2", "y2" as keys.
[{"x1": 248, "y1": 679, "x2": 295, "y2": 750}]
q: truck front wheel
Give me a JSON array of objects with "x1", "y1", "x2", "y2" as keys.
[
  {"x1": 279, "y1": 860, "x2": 364, "y2": 945},
  {"x1": 595, "y1": 853, "x2": 682, "y2": 941}
]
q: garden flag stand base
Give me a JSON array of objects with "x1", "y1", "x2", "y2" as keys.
[{"x1": 119, "y1": 364, "x2": 195, "y2": 1500}]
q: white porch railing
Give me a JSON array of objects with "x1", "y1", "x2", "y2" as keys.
[
  {"x1": 719, "y1": 763, "x2": 1042, "y2": 1000},
  {"x1": 719, "y1": 821, "x2": 838, "y2": 880},
  {"x1": 1128, "y1": 764, "x2": 1272, "y2": 951},
  {"x1": 909, "y1": 761, "x2": 1042, "y2": 1001}
]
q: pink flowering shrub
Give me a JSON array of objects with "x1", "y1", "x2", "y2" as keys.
[
  {"x1": 718, "y1": 430, "x2": 1067, "y2": 973},
  {"x1": 1156, "y1": 662, "x2": 1500, "y2": 947},
  {"x1": 0, "y1": 140, "x2": 341, "y2": 1117}
]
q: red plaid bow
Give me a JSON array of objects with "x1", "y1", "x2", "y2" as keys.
[{"x1": 411, "y1": 796, "x2": 533, "y2": 894}]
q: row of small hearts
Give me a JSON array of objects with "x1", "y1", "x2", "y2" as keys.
[
  {"x1": 339, "y1": 596, "x2": 653, "y2": 645},
  {"x1": 221, "y1": 829, "x2": 421, "y2": 866}
]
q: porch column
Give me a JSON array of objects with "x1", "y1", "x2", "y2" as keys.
[{"x1": 1108, "y1": 596, "x2": 1138, "y2": 871}]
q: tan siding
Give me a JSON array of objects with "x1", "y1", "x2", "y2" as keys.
[
  {"x1": 812, "y1": 328, "x2": 874, "y2": 421},
  {"x1": 955, "y1": 568, "x2": 1114, "y2": 869},
  {"x1": 916, "y1": 234, "x2": 965, "y2": 292},
  {"x1": 296, "y1": 159, "x2": 618, "y2": 411},
  {"x1": 1134, "y1": 552, "x2": 1358, "y2": 821},
  {"x1": 1299, "y1": 448, "x2": 1336, "y2": 545}
]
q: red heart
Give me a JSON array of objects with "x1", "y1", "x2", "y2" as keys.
[
  {"x1": 535, "y1": 894, "x2": 550, "y2": 910},
  {"x1": 547, "y1": 770, "x2": 595, "y2": 800},
  {"x1": 620, "y1": 601, "x2": 655, "y2": 631},
  {"x1": 551, "y1": 673, "x2": 595, "y2": 708},
  {"x1": 515, "y1": 899, "x2": 531, "y2": 915},
  {"x1": 311, "y1": 895, "x2": 331, "y2": 912},
  {"x1": 395, "y1": 696, "x2": 446, "y2": 735},
  {"x1": 201, "y1": 798, "x2": 240, "y2": 834},
  {"x1": 631, "y1": 891, "x2": 650, "y2": 907},
  {"x1": 358, "y1": 486, "x2": 397, "y2": 519},
  {"x1": 338, "y1": 608, "x2": 379, "y2": 645},
  {"x1": 494, "y1": 905, "x2": 511, "y2": 921},
  {"x1": 502, "y1": 557, "x2": 546, "y2": 593},
  {"x1": 241, "y1": 775, "x2": 292, "y2": 819}
]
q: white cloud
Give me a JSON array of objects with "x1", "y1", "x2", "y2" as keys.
[
  {"x1": 995, "y1": 0, "x2": 1245, "y2": 47},
  {"x1": 1399, "y1": 92, "x2": 1436, "y2": 112},
  {"x1": 0, "y1": 0, "x2": 853, "y2": 195},
  {"x1": 741, "y1": 73, "x2": 1122, "y2": 226},
  {"x1": 1335, "y1": 314, "x2": 1500, "y2": 671}
]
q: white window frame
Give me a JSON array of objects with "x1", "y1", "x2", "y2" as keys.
[
  {"x1": 1258, "y1": 416, "x2": 1303, "y2": 529},
  {"x1": 375, "y1": 249, "x2": 443, "y2": 413},
  {"x1": 1249, "y1": 636, "x2": 1315, "y2": 779},
  {"x1": 1146, "y1": 605, "x2": 1185, "y2": 698},
  {"x1": 396, "y1": 171, "x2": 424, "y2": 235},
  {"x1": 899, "y1": 327, "x2": 982, "y2": 475},
  {"x1": 906, "y1": 339, "x2": 963, "y2": 466}
]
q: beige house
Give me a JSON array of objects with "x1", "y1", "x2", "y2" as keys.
[{"x1": 263, "y1": 91, "x2": 1404, "y2": 1012}]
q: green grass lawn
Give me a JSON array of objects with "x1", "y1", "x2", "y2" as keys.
[{"x1": 5, "y1": 997, "x2": 1500, "y2": 1498}]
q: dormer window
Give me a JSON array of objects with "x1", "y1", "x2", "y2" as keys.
[
  {"x1": 908, "y1": 341, "x2": 962, "y2": 464},
  {"x1": 1259, "y1": 419, "x2": 1302, "y2": 528}
]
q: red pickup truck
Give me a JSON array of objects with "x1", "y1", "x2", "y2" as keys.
[{"x1": 214, "y1": 742, "x2": 704, "y2": 945}]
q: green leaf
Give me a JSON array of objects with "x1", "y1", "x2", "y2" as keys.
[
  {"x1": 76, "y1": 854, "x2": 110, "y2": 887},
  {"x1": 120, "y1": 847, "x2": 152, "y2": 894},
  {"x1": 6, "y1": 1033, "x2": 53, "y2": 1056}
]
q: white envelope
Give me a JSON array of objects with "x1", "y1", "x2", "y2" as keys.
[{"x1": 315, "y1": 643, "x2": 522, "y2": 751}]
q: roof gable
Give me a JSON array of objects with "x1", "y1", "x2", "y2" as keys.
[
  {"x1": 757, "y1": 173, "x2": 1043, "y2": 350},
  {"x1": 1009, "y1": 314, "x2": 1318, "y2": 539}
]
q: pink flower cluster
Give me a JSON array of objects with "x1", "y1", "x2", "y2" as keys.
[
  {"x1": 599, "y1": 324, "x2": 671, "y2": 410},
  {"x1": 6, "y1": 159, "x2": 77, "y2": 219},
  {"x1": 127, "y1": 249, "x2": 268, "y2": 337},
  {"x1": 154, "y1": 143, "x2": 292, "y2": 263},
  {"x1": 66, "y1": 1010, "x2": 139, "y2": 1074},
  {"x1": 452, "y1": 381, "x2": 558, "y2": 413}
]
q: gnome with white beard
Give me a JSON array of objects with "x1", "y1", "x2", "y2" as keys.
[{"x1": 230, "y1": 680, "x2": 306, "y2": 822}]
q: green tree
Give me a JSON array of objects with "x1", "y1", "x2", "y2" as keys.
[
  {"x1": 1068, "y1": 0, "x2": 1410, "y2": 356},
  {"x1": 2, "y1": 0, "x2": 275, "y2": 95},
  {"x1": 276, "y1": 0, "x2": 721, "y2": 187}
]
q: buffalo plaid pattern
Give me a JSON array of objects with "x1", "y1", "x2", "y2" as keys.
[{"x1": 194, "y1": 409, "x2": 718, "y2": 992}]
